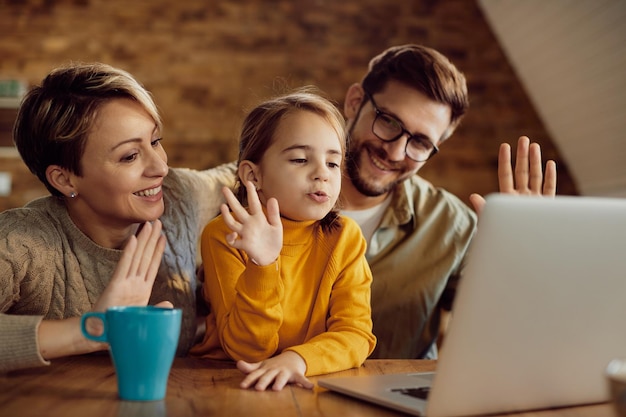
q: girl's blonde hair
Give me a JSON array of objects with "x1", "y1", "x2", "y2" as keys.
[{"x1": 235, "y1": 87, "x2": 346, "y2": 232}]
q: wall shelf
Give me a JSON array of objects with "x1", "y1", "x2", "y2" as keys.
[
  {"x1": 0, "y1": 97, "x2": 21, "y2": 109},
  {"x1": 0, "y1": 104, "x2": 19, "y2": 148}
]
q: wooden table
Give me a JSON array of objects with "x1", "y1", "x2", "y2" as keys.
[{"x1": 0, "y1": 353, "x2": 616, "y2": 417}]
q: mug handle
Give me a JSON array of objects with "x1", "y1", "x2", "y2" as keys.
[{"x1": 80, "y1": 312, "x2": 108, "y2": 343}]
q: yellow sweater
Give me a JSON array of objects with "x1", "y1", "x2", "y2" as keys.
[{"x1": 191, "y1": 215, "x2": 376, "y2": 376}]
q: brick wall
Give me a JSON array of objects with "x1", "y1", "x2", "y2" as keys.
[{"x1": 0, "y1": 0, "x2": 577, "y2": 212}]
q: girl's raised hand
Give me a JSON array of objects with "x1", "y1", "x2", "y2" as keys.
[{"x1": 221, "y1": 181, "x2": 283, "y2": 266}]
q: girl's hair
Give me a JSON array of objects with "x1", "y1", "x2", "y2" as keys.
[
  {"x1": 13, "y1": 62, "x2": 162, "y2": 197},
  {"x1": 362, "y1": 44, "x2": 469, "y2": 142},
  {"x1": 235, "y1": 87, "x2": 345, "y2": 232}
]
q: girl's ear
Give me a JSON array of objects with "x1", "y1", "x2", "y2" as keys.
[
  {"x1": 238, "y1": 160, "x2": 261, "y2": 190},
  {"x1": 344, "y1": 83, "x2": 366, "y2": 119},
  {"x1": 46, "y1": 165, "x2": 77, "y2": 198}
]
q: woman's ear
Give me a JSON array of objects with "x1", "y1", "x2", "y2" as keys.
[
  {"x1": 238, "y1": 160, "x2": 261, "y2": 190},
  {"x1": 344, "y1": 83, "x2": 366, "y2": 119},
  {"x1": 46, "y1": 165, "x2": 77, "y2": 198}
]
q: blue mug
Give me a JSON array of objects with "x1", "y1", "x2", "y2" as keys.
[{"x1": 80, "y1": 306, "x2": 182, "y2": 401}]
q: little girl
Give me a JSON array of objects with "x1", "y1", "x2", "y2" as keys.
[{"x1": 191, "y1": 88, "x2": 376, "y2": 391}]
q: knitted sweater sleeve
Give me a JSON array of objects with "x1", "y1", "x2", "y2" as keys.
[
  {"x1": 0, "y1": 208, "x2": 55, "y2": 371},
  {"x1": 166, "y1": 163, "x2": 238, "y2": 237},
  {"x1": 158, "y1": 164, "x2": 237, "y2": 354},
  {"x1": 198, "y1": 216, "x2": 284, "y2": 361},
  {"x1": 0, "y1": 315, "x2": 48, "y2": 371}
]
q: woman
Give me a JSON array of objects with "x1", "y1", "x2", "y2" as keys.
[{"x1": 0, "y1": 62, "x2": 235, "y2": 372}]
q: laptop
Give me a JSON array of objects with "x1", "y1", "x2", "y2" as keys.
[{"x1": 318, "y1": 194, "x2": 626, "y2": 416}]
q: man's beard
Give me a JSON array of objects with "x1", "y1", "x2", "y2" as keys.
[{"x1": 345, "y1": 146, "x2": 400, "y2": 197}]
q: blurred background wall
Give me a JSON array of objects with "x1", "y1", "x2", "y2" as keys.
[{"x1": 0, "y1": 0, "x2": 579, "y2": 212}]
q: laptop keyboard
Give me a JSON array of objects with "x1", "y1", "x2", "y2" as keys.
[{"x1": 391, "y1": 386, "x2": 430, "y2": 400}]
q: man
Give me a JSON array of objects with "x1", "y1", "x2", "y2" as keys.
[{"x1": 339, "y1": 44, "x2": 556, "y2": 359}]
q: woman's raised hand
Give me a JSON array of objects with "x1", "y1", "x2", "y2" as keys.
[{"x1": 93, "y1": 220, "x2": 168, "y2": 312}]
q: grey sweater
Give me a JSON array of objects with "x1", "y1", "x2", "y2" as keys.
[{"x1": 0, "y1": 164, "x2": 236, "y2": 372}]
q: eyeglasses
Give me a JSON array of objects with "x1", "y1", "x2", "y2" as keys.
[{"x1": 364, "y1": 92, "x2": 439, "y2": 162}]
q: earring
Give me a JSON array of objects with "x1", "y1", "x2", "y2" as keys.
[{"x1": 69, "y1": 192, "x2": 77, "y2": 198}]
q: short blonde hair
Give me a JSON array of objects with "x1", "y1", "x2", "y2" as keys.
[{"x1": 14, "y1": 62, "x2": 162, "y2": 196}]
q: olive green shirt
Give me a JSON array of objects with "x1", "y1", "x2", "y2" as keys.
[{"x1": 347, "y1": 175, "x2": 477, "y2": 359}]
